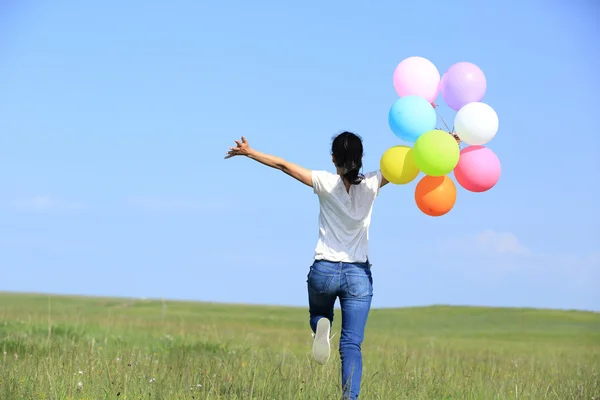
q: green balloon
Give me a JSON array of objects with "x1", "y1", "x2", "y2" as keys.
[{"x1": 413, "y1": 130, "x2": 460, "y2": 176}]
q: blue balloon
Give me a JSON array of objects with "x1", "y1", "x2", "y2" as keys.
[{"x1": 388, "y1": 96, "x2": 437, "y2": 143}]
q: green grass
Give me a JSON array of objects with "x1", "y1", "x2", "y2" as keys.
[{"x1": 0, "y1": 292, "x2": 599, "y2": 399}]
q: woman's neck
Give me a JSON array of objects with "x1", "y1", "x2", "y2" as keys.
[{"x1": 336, "y1": 169, "x2": 351, "y2": 192}]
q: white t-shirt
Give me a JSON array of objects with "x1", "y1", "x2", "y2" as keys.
[{"x1": 311, "y1": 170, "x2": 382, "y2": 263}]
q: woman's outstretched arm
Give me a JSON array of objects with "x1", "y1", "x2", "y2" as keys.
[
  {"x1": 380, "y1": 176, "x2": 389, "y2": 188},
  {"x1": 225, "y1": 136, "x2": 313, "y2": 187}
]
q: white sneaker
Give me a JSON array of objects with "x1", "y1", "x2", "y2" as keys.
[{"x1": 312, "y1": 318, "x2": 331, "y2": 365}]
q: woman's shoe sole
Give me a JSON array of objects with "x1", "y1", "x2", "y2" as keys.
[{"x1": 313, "y1": 318, "x2": 330, "y2": 365}]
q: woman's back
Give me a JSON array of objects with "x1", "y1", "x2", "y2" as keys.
[{"x1": 312, "y1": 170, "x2": 382, "y2": 263}]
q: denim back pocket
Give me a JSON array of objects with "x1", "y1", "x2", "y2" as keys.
[
  {"x1": 344, "y1": 271, "x2": 373, "y2": 297},
  {"x1": 307, "y1": 267, "x2": 335, "y2": 295}
]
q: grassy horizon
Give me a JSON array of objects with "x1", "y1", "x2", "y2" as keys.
[
  {"x1": 1, "y1": 292, "x2": 599, "y2": 399},
  {"x1": 3, "y1": 290, "x2": 598, "y2": 313}
]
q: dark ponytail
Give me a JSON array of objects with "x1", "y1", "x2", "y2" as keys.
[{"x1": 331, "y1": 131, "x2": 364, "y2": 185}]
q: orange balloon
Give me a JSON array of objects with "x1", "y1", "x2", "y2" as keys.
[{"x1": 414, "y1": 175, "x2": 457, "y2": 216}]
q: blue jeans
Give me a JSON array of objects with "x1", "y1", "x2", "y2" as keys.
[{"x1": 307, "y1": 259, "x2": 373, "y2": 400}]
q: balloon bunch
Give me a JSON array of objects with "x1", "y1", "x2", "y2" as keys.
[{"x1": 380, "y1": 56, "x2": 501, "y2": 217}]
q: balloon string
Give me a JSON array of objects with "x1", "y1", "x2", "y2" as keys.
[
  {"x1": 434, "y1": 105, "x2": 452, "y2": 133},
  {"x1": 434, "y1": 104, "x2": 463, "y2": 149}
]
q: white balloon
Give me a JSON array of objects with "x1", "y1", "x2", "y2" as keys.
[{"x1": 454, "y1": 102, "x2": 499, "y2": 145}]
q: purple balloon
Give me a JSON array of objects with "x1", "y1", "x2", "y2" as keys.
[{"x1": 440, "y1": 62, "x2": 487, "y2": 111}]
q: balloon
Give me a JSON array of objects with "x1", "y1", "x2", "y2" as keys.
[
  {"x1": 454, "y1": 146, "x2": 501, "y2": 192},
  {"x1": 388, "y1": 96, "x2": 437, "y2": 143},
  {"x1": 393, "y1": 56, "x2": 441, "y2": 104},
  {"x1": 380, "y1": 145, "x2": 420, "y2": 185},
  {"x1": 454, "y1": 102, "x2": 499, "y2": 145},
  {"x1": 413, "y1": 130, "x2": 460, "y2": 176},
  {"x1": 440, "y1": 62, "x2": 487, "y2": 111},
  {"x1": 414, "y1": 175, "x2": 457, "y2": 217}
]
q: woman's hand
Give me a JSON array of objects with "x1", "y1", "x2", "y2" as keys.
[
  {"x1": 451, "y1": 132, "x2": 461, "y2": 145},
  {"x1": 225, "y1": 136, "x2": 252, "y2": 159}
]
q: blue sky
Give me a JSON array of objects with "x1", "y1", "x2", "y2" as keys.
[{"x1": 1, "y1": 0, "x2": 598, "y2": 311}]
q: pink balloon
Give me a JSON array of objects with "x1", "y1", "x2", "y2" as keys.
[
  {"x1": 393, "y1": 56, "x2": 440, "y2": 104},
  {"x1": 454, "y1": 146, "x2": 501, "y2": 192}
]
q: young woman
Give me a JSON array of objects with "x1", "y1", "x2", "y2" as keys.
[{"x1": 225, "y1": 132, "x2": 388, "y2": 400}]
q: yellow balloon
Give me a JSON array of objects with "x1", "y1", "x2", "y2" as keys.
[{"x1": 380, "y1": 145, "x2": 420, "y2": 184}]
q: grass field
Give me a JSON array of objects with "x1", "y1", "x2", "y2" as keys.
[{"x1": 0, "y1": 293, "x2": 599, "y2": 399}]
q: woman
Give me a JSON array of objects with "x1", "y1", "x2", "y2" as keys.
[{"x1": 225, "y1": 132, "x2": 388, "y2": 400}]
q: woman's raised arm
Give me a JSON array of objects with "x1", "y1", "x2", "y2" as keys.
[{"x1": 225, "y1": 136, "x2": 313, "y2": 187}]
